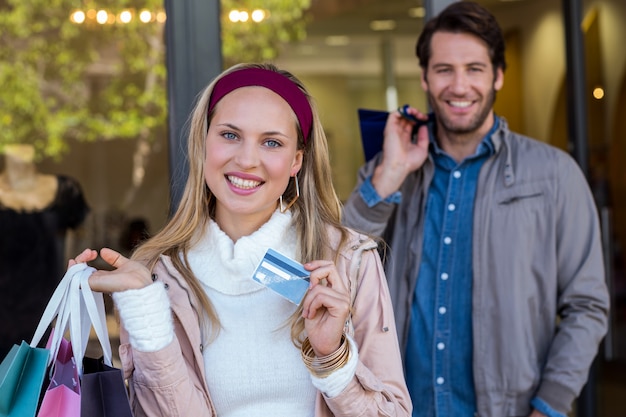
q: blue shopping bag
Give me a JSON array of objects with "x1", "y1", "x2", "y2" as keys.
[
  {"x1": 357, "y1": 106, "x2": 435, "y2": 161},
  {"x1": 357, "y1": 108, "x2": 389, "y2": 162},
  {"x1": 0, "y1": 341, "x2": 48, "y2": 417}
]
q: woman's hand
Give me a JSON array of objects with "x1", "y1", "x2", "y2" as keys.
[
  {"x1": 301, "y1": 260, "x2": 350, "y2": 357},
  {"x1": 68, "y1": 248, "x2": 99, "y2": 267},
  {"x1": 69, "y1": 247, "x2": 153, "y2": 294}
]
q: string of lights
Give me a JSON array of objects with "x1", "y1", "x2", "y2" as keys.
[
  {"x1": 69, "y1": 8, "x2": 268, "y2": 25},
  {"x1": 69, "y1": 8, "x2": 166, "y2": 25}
]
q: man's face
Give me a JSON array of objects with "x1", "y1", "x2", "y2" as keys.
[{"x1": 421, "y1": 31, "x2": 504, "y2": 137}]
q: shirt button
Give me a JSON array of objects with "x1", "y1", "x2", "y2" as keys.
[
  {"x1": 439, "y1": 306, "x2": 447, "y2": 314},
  {"x1": 441, "y1": 273, "x2": 449, "y2": 280},
  {"x1": 448, "y1": 203, "x2": 456, "y2": 211},
  {"x1": 453, "y1": 171, "x2": 461, "y2": 179},
  {"x1": 443, "y1": 237, "x2": 452, "y2": 245},
  {"x1": 437, "y1": 342, "x2": 445, "y2": 350},
  {"x1": 436, "y1": 377, "x2": 445, "y2": 385}
]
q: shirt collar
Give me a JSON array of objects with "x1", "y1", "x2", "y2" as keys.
[{"x1": 429, "y1": 115, "x2": 499, "y2": 159}]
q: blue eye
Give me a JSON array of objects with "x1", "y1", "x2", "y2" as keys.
[
  {"x1": 223, "y1": 132, "x2": 237, "y2": 140},
  {"x1": 265, "y1": 139, "x2": 281, "y2": 148}
]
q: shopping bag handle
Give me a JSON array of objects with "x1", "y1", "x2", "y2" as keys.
[
  {"x1": 30, "y1": 262, "x2": 114, "y2": 374},
  {"x1": 70, "y1": 269, "x2": 113, "y2": 376},
  {"x1": 30, "y1": 263, "x2": 93, "y2": 363}
]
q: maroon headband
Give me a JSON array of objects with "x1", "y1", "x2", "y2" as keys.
[{"x1": 207, "y1": 67, "x2": 313, "y2": 144}]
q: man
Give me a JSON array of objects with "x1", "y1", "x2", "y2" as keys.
[{"x1": 342, "y1": 2, "x2": 609, "y2": 416}]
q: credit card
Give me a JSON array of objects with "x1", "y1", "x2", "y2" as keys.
[{"x1": 252, "y1": 248, "x2": 310, "y2": 305}]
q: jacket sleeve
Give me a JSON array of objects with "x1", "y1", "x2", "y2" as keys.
[
  {"x1": 117, "y1": 286, "x2": 214, "y2": 417},
  {"x1": 322, "y1": 246, "x2": 412, "y2": 416},
  {"x1": 535, "y1": 154, "x2": 610, "y2": 412},
  {"x1": 343, "y1": 155, "x2": 399, "y2": 237}
]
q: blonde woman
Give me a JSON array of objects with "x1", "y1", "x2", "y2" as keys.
[{"x1": 70, "y1": 63, "x2": 411, "y2": 417}]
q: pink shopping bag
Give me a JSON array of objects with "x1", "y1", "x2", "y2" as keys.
[{"x1": 37, "y1": 337, "x2": 80, "y2": 417}]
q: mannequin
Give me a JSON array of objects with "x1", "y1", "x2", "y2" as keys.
[
  {"x1": 0, "y1": 144, "x2": 90, "y2": 358},
  {"x1": 0, "y1": 144, "x2": 58, "y2": 211}
]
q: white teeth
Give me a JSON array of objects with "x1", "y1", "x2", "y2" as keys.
[
  {"x1": 227, "y1": 175, "x2": 261, "y2": 189},
  {"x1": 449, "y1": 100, "x2": 472, "y2": 108}
]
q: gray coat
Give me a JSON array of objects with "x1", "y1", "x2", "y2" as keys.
[{"x1": 342, "y1": 119, "x2": 609, "y2": 416}]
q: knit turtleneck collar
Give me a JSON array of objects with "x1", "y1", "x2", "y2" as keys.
[{"x1": 187, "y1": 210, "x2": 298, "y2": 296}]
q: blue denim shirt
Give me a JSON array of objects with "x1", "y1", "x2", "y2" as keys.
[
  {"x1": 359, "y1": 177, "x2": 402, "y2": 206},
  {"x1": 403, "y1": 121, "x2": 496, "y2": 417}
]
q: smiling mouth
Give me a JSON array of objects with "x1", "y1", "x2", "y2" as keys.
[
  {"x1": 448, "y1": 100, "x2": 473, "y2": 108},
  {"x1": 227, "y1": 175, "x2": 262, "y2": 189}
]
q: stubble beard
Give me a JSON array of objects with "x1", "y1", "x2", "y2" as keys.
[{"x1": 428, "y1": 88, "x2": 496, "y2": 136}]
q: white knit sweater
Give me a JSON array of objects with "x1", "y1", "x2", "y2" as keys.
[{"x1": 114, "y1": 210, "x2": 358, "y2": 417}]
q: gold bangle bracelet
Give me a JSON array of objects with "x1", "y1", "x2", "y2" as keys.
[{"x1": 301, "y1": 334, "x2": 350, "y2": 378}]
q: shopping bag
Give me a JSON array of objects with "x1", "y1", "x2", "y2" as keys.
[
  {"x1": 75, "y1": 270, "x2": 132, "y2": 417},
  {"x1": 0, "y1": 262, "x2": 85, "y2": 417},
  {"x1": 36, "y1": 338, "x2": 80, "y2": 417},
  {"x1": 80, "y1": 357, "x2": 132, "y2": 417},
  {"x1": 358, "y1": 108, "x2": 389, "y2": 162},
  {"x1": 27, "y1": 263, "x2": 132, "y2": 417},
  {"x1": 357, "y1": 107, "x2": 435, "y2": 161},
  {"x1": 0, "y1": 341, "x2": 48, "y2": 417},
  {"x1": 26, "y1": 263, "x2": 90, "y2": 417}
]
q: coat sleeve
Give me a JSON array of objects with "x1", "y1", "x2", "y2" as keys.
[
  {"x1": 342, "y1": 155, "x2": 399, "y2": 238},
  {"x1": 322, "y1": 245, "x2": 412, "y2": 416},
  {"x1": 534, "y1": 154, "x2": 610, "y2": 412},
  {"x1": 117, "y1": 277, "x2": 214, "y2": 417}
]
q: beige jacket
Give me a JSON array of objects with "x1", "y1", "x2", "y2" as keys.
[{"x1": 118, "y1": 228, "x2": 412, "y2": 417}]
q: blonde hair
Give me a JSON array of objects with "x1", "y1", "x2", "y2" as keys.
[{"x1": 131, "y1": 63, "x2": 348, "y2": 345}]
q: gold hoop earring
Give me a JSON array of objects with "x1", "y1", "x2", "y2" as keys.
[{"x1": 280, "y1": 175, "x2": 300, "y2": 213}]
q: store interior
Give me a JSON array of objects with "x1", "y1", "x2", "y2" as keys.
[{"x1": 1, "y1": 0, "x2": 624, "y2": 415}]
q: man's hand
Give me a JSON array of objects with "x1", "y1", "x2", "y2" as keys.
[{"x1": 372, "y1": 106, "x2": 430, "y2": 198}]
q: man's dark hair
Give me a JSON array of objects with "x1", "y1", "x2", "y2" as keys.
[{"x1": 416, "y1": 1, "x2": 507, "y2": 74}]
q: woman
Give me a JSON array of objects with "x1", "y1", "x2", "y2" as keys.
[{"x1": 70, "y1": 63, "x2": 411, "y2": 417}]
